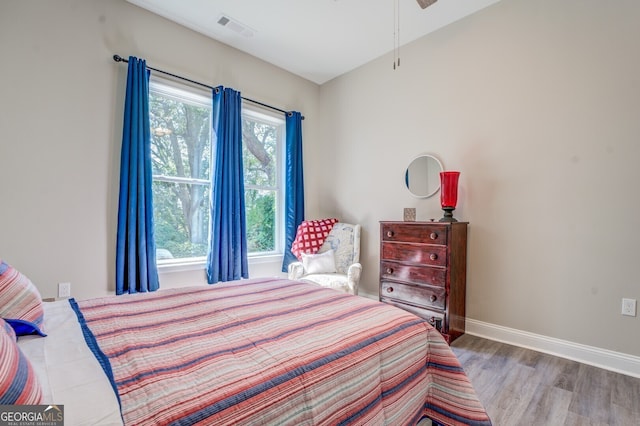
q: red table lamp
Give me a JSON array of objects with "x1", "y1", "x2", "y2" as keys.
[{"x1": 439, "y1": 171, "x2": 460, "y2": 222}]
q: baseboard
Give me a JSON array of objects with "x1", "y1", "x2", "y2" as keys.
[{"x1": 465, "y1": 318, "x2": 640, "y2": 379}]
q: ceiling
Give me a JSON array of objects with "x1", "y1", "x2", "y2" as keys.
[{"x1": 126, "y1": 0, "x2": 501, "y2": 85}]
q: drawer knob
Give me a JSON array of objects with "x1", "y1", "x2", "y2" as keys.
[
  {"x1": 386, "y1": 287, "x2": 394, "y2": 293},
  {"x1": 429, "y1": 253, "x2": 438, "y2": 261},
  {"x1": 429, "y1": 232, "x2": 438, "y2": 240},
  {"x1": 430, "y1": 295, "x2": 437, "y2": 303},
  {"x1": 386, "y1": 230, "x2": 394, "y2": 238},
  {"x1": 386, "y1": 267, "x2": 394, "y2": 274}
]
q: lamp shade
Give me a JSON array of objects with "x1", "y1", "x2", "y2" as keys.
[{"x1": 440, "y1": 171, "x2": 460, "y2": 208}]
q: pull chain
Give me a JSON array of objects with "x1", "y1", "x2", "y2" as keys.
[
  {"x1": 393, "y1": 0, "x2": 400, "y2": 69},
  {"x1": 397, "y1": 0, "x2": 400, "y2": 68}
]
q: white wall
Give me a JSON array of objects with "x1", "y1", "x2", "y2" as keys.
[
  {"x1": 0, "y1": 0, "x2": 320, "y2": 299},
  {"x1": 320, "y1": 0, "x2": 640, "y2": 357}
]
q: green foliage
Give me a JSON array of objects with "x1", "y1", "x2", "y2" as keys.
[{"x1": 245, "y1": 189, "x2": 275, "y2": 252}]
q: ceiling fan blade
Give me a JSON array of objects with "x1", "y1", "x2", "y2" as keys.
[{"x1": 416, "y1": 0, "x2": 437, "y2": 9}]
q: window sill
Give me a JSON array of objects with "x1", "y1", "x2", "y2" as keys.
[
  {"x1": 157, "y1": 254, "x2": 283, "y2": 274},
  {"x1": 249, "y1": 253, "x2": 284, "y2": 264},
  {"x1": 157, "y1": 259, "x2": 206, "y2": 274}
]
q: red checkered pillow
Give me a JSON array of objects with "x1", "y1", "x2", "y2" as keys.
[{"x1": 291, "y1": 218, "x2": 339, "y2": 260}]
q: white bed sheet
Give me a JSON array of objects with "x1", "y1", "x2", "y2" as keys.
[{"x1": 17, "y1": 299, "x2": 123, "y2": 426}]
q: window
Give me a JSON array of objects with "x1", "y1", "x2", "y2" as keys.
[
  {"x1": 242, "y1": 108, "x2": 284, "y2": 256},
  {"x1": 149, "y1": 77, "x2": 284, "y2": 265}
]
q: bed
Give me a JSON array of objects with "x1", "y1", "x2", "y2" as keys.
[{"x1": 5, "y1": 273, "x2": 491, "y2": 425}]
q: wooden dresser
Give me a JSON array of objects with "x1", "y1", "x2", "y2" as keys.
[{"x1": 379, "y1": 221, "x2": 468, "y2": 343}]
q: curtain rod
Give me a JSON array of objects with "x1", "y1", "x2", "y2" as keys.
[{"x1": 113, "y1": 55, "x2": 303, "y2": 119}]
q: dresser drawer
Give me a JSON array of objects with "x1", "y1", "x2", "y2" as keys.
[
  {"x1": 380, "y1": 281, "x2": 446, "y2": 310},
  {"x1": 380, "y1": 261, "x2": 446, "y2": 287},
  {"x1": 381, "y1": 223, "x2": 447, "y2": 245},
  {"x1": 380, "y1": 298, "x2": 445, "y2": 331},
  {"x1": 381, "y1": 242, "x2": 447, "y2": 267}
]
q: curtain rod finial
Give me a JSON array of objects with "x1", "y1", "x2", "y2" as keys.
[{"x1": 113, "y1": 54, "x2": 124, "y2": 62}]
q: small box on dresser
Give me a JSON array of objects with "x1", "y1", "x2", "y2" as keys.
[{"x1": 379, "y1": 221, "x2": 468, "y2": 344}]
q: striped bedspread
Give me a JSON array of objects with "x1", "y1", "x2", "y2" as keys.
[{"x1": 70, "y1": 278, "x2": 490, "y2": 426}]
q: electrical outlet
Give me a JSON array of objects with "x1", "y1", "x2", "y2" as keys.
[
  {"x1": 58, "y1": 282, "x2": 71, "y2": 298},
  {"x1": 622, "y1": 298, "x2": 636, "y2": 317}
]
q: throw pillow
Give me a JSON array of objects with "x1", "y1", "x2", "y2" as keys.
[
  {"x1": 302, "y1": 250, "x2": 337, "y2": 274},
  {"x1": 0, "y1": 260, "x2": 45, "y2": 335},
  {"x1": 291, "y1": 218, "x2": 339, "y2": 260},
  {"x1": 0, "y1": 318, "x2": 43, "y2": 404}
]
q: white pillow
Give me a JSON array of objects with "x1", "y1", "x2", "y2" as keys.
[{"x1": 302, "y1": 250, "x2": 337, "y2": 274}]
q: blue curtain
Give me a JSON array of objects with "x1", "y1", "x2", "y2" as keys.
[
  {"x1": 115, "y1": 56, "x2": 159, "y2": 295},
  {"x1": 206, "y1": 87, "x2": 249, "y2": 283},
  {"x1": 281, "y1": 111, "x2": 305, "y2": 272}
]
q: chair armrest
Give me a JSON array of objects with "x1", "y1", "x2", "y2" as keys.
[
  {"x1": 288, "y1": 261, "x2": 304, "y2": 280},
  {"x1": 347, "y1": 263, "x2": 362, "y2": 294}
]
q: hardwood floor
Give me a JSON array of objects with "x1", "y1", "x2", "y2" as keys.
[{"x1": 449, "y1": 334, "x2": 640, "y2": 426}]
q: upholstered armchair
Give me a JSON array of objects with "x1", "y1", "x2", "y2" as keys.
[{"x1": 287, "y1": 223, "x2": 362, "y2": 295}]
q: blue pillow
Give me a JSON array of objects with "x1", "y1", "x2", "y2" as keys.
[{"x1": 4, "y1": 318, "x2": 47, "y2": 337}]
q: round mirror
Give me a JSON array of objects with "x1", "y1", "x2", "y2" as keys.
[{"x1": 404, "y1": 154, "x2": 443, "y2": 198}]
